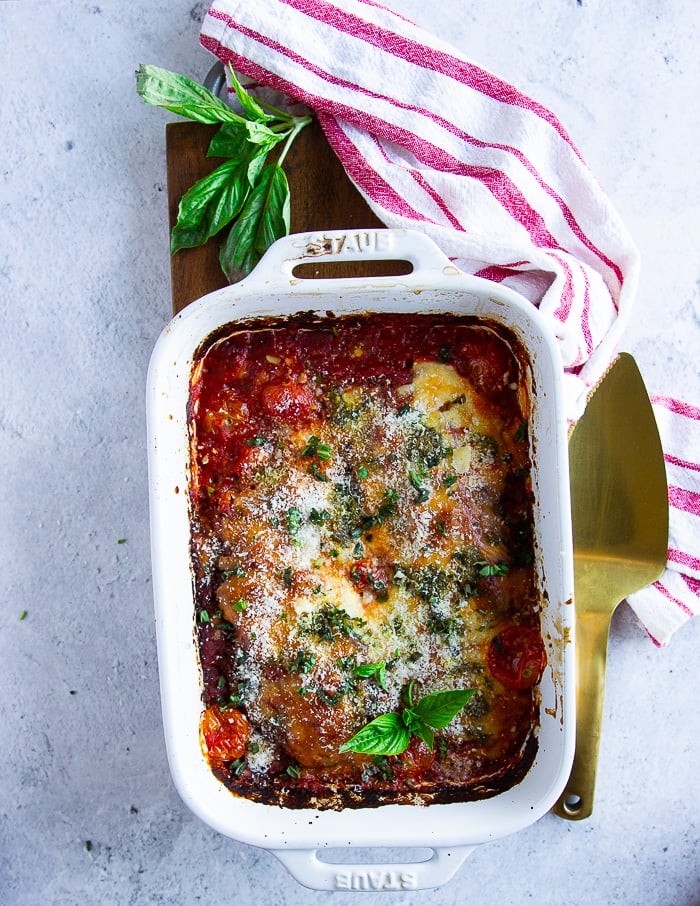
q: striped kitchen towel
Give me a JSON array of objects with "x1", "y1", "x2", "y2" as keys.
[{"x1": 199, "y1": 0, "x2": 699, "y2": 645}]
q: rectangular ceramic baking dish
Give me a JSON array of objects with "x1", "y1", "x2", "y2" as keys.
[{"x1": 147, "y1": 228, "x2": 575, "y2": 891}]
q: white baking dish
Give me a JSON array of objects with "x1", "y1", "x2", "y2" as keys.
[{"x1": 147, "y1": 228, "x2": 575, "y2": 891}]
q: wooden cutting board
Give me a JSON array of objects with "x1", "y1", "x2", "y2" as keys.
[{"x1": 166, "y1": 119, "x2": 398, "y2": 315}]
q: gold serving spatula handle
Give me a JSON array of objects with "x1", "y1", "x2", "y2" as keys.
[
  {"x1": 553, "y1": 604, "x2": 615, "y2": 819},
  {"x1": 552, "y1": 353, "x2": 668, "y2": 822}
]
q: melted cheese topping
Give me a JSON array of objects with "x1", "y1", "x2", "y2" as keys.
[{"x1": 189, "y1": 314, "x2": 542, "y2": 809}]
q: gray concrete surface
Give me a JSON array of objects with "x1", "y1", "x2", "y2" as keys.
[{"x1": 1, "y1": 1, "x2": 698, "y2": 904}]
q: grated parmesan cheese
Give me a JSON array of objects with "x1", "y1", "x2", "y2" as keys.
[{"x1": 189, "y1": 313, "x2": 543, "y2": 809}]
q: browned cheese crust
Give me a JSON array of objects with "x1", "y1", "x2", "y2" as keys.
[{"x1": 188, "y1": 313, "x2": 544, "y2": 809}]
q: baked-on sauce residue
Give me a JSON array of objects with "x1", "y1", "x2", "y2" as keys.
[{"x1": 188, "y1": 312, "x2": 545, "y2": 809}]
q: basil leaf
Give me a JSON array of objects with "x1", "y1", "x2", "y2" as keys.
[
  {"x1": 354, "y1": 663, "x2": 378, "y2": 678},
  {"x1": 136, "y1": 64, "x2": 243, "y2": 125},
  {"x1": 409, "y1": 721, "x2": 435, "y2": 751},
  {"x1": 400, "y1": 708, "x2": 435, "y2": 751},
  {"x1": 252, "y1": 164, "x2": 290, "y2": 250},
  {"x1": 354, "y1": 660, "x2": 387, "y2": 689},
  {"x1": 400, "y1": 707, "x2": 422, "y2": 733},
  {"x1": 138, "y1": 64, "x2": 311, "y2": 282},
  {"x1": 170, "y1": 156, "x2": 255, "y2": 253},
  {"x1": 245, "y1": 120, "x2": 284, "y2": 146},
  {"x1": 413, "y1": 689, "x2": 475, "y2": 729},
  {"x1": 227, "y1": 66, "x2": 272, "y2": 123},
  {"x1": 219, "y1": 163, "x2": 290, "y2": 278},
  {"x1": 339, "y1": 712, "x2": 411, "y2": 756},
  {"x1": 207, "y1": 124, "x2": 278, "y2": 165},
  {"x1": 207, "y1": 122, "x2": 251, "y2": 158}
]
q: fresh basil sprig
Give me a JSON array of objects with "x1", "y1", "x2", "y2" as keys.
[
  {"x1": 135, "y1": 64, "x2": 312, "y2": 279},
  {"x1": 339, "y1": 680, "x2": 474, "y2": 756}
]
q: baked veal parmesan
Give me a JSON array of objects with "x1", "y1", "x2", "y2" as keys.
[{"x1": 187, "y1": 312, "x2": 546, "y2": 809}]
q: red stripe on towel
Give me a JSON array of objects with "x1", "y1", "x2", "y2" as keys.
[{"x1": 204, "y1": 7, "x2": 624, "y2": 286}]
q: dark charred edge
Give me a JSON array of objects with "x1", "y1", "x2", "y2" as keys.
[
  {"x1": 190, "y1": 311, "x2": 530, "y2": 368},
  {"x1": 191, "y1": 310, "x2": 335, "y2": 363},
  {"x1": 210, "y1": 733, "x2": 539, "y2": 812}
]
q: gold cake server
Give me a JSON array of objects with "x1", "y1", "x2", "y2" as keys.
[{"x1": 553, "y1": 353, "x2": 668, "y2": 820}]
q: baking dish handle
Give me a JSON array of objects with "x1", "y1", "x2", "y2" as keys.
[
  {"x1": 242, "y1": 227, "x2": 460, "y2": 289},
  {"x1": 271, "y1": 845, "x2": 476, "y2": 892}
]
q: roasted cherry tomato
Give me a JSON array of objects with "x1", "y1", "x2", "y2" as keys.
[
  {"x1": 199, "y1": 705, "x2": 250, "y2": 764},
  {"x1": 201, "y1": 390, "x2": 249, "y2": 435},
  {"x1": 260, "y1": 380, "x2": 318, "y2": 421},
  {"x1": 349, "y1": 559, "x2": 390, "y2": 600},
  {"x1": 486, "y1": 626, "x2": 546, "y2": 690},
  {"x1": 390, "y1": 736, "x2": 436, "y2": 780}
]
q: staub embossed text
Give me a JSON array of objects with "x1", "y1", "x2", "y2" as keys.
[
  {"x1": 304, "y1": 230, "x2": 394, "y2": 257},
  {"x1": 334, "y1": 870, "x2": 417, "y2": 891}
]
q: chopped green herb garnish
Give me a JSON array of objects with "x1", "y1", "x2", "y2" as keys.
[
  {"x1": 301, "y1": 436, "x2": 318, "y2": 455},
  {"x1": 232, "y1": 599, "x2": 248, "y2": 611},
  {"x1": 230, "y1": 757, "x2": 246, "y2": 776},
  {"x1": 477, "y1": 561, "x2": 509, "y2": 577},
  {"x1": 514, "y1": 420, "x2": 529, "y2": 443},
  {"x1": 337, "y1": 654, "x2": 357, "y2": 671},
  {"x1": 372, "y1": 487, "x2": 399, "y2": 523},
  {"x1": 407, "y1": 425, "x2": 451, "y2": 469},
  {"x1": 316, "y1": 686, "x2": 344, "y2": 706},
  {"x1": 291, "y1": 649, "x2": 317, "y2": 674},
  {"x1": 286, "y1": 763, "x2": 301, "y2": 778},
  {"x1": 301, "y1": 435, "x2": 331, "y2": 460},
  {"x1": 309, "y1": 507, "x2": 331, "y2": 524},
  {"x1": 308, "y1": 462, "x2": 329, "y2": 481},
  {"x1": 222, "y1": 563, "x2": 246, "y2": 579},
  {"x1": 408, "y1": 468, "x2": 427, "y2": 490},
  {"x1": 18, "y1": 610, "x2": 27, "y2": 621},
  {"x1": 427, "y1": 612, "x2": 460, "y2": 637},
  {"x1": 298, "y1": 604, "x2": 365, "y2": 642},
  {"x1": 357, "y1": 466, "x2": 369, "y2": 480},
  {"x1": 287, "y1": 506, "x2": 302, "y2": 535}
]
